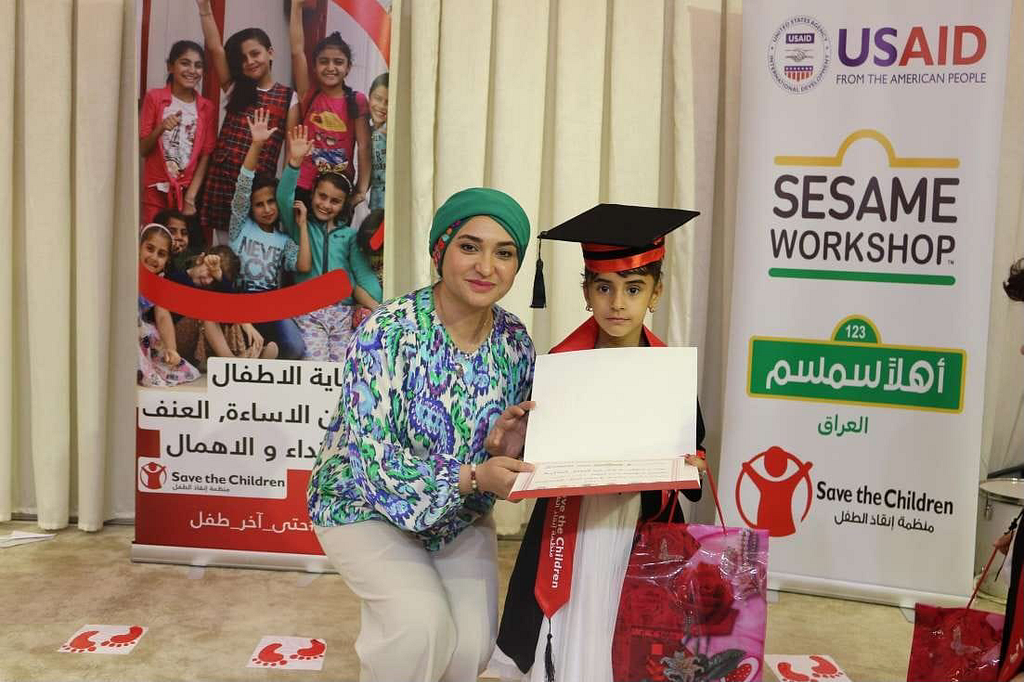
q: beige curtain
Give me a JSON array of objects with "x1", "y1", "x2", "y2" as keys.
[
  {"x1": 5, "y1": 0, "x2": 1024, "y2": 537},
  {"x1": 1, "y1": 0, "x2": 138, "y2": 530},
  {"x1": 387, "y1": 0, "x2": 1024, "y2": 533}
]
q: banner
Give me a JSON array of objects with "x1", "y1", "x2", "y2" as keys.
[
  {"x1": 134, "y1": 0, "x2": 391, "y2": 568},
  {"x1": 719, "y1": 0, "x2": 1011, "y2": 604}
]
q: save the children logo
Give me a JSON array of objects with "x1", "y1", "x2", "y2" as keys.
[
  {"x1": 139, "y1": 461, "x2": 167, "y2": 490},
  {"x1": 768, "y1": 16, "x2": 831, "y2": 94},
  {"x1": 735, "y1": 446, "x2": 814, "y2": 538}
]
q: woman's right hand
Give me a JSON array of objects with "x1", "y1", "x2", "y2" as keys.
[{"x1": 475, "y1": 457, "x2": 534, "y2": 500}]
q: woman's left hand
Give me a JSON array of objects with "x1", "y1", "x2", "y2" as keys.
[{"x1": 485, "y1": 401, "x2": 535, "y2": 459}]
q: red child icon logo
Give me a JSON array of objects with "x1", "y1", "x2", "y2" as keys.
[
  {"x1": 139, "y1": 462, "x2": 167, "y2": 490},
  {"x1": 735, "y1": 446, "x2": 813, "y2": 537}
]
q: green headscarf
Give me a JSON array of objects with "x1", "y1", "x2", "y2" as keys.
[{"x1": 429, "y1": 187, "x2": 531, "y2": 276}]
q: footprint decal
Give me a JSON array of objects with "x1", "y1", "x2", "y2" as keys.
[
  {"x1": 102, "y1": 625, "x2": 144, "y2": 648},
  {"x1": 252, "y1": 642, "x2": 288, "y2": 667},
  {"x1": 809, "y1": 655, "x2": 842, "y2": 679},
  {"x1": 60, "y1": 630, "x2": 100, "y2": 653},
  {"x1": 777, "y1": 662, "x2": 812, "y2": 682},
  {"x1": 290, "y1": 638, "x2": 326, "y2": 660}
]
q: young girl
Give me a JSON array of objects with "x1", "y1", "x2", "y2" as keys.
[
  {"x1": 228, "y1": 108, "x2": 311, "y2": 360},
  {"x1": 351, "y1": 208, "x2": 384, "y2": 328},
  {"x1": 278, "y1": 126, "x2": 381, "y2": 361},
  {"x1": 367, "y1": 72, "x2": 388, "y2": 211},
  {"x1": 197, "y1": 0, "x2": 299, "y2": 242},
  {"x1": 174, "y1": 245, "x2": 280, "y2": 369},
  {"x1": 493, "y1": 206, "x2": 707, "y2": 681},
  {"x1": 289, "y1": 1, "x2": 370, "y2": 211},
  {"x1": 139, "y1": 40, "x2": 217, "y2": 224},
  {"x1": 138, "y1": 224, "x2": 201, "y2": 387}
]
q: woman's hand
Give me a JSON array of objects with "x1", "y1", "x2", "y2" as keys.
[
  {"x1": 476, "y1": 457, "x2": 534, "y2": 500},
  {"x1": 484, "y1": 401, "x2": 535, "y2": 459},
  {"x1": 996, "y1": 531, "x2": 1015, "y2": 555}
]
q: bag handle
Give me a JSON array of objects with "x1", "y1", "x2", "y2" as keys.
[
  {"x1": 969, "y1": 543, "x2": 1000, "y2": 610},
  {"x1": 653, "y1": 450, "x2": 728, "y2": 532}
]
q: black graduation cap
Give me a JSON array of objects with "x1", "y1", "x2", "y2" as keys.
[{"x1": 530, "y1": 203, "x2": 700, "y2": 308}]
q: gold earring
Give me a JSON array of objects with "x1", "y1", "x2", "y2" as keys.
[{"x1": 649, "y1": 306, "x2": 656, "y2": 313}]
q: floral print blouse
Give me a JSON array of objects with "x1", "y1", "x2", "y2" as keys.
[{"x1": 307, "y1": 286, "x2": 535, "y2": 551}]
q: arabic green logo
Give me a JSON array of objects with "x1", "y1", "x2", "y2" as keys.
[{"x1": 747, "y1": 315, "x2": 965, "y2": 412}]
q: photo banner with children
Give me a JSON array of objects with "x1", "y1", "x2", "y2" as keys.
[
  {"x1": 134, "y1": 0, "x2": 390, "y2": 568},
  {"x1": 718, "y1": 0, "x2": 1011, "y2": 604}
]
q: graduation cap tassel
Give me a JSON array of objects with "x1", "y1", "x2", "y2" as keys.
[
  {"x1": 530, "y1": 240, "x2": 546, "y2": 308},
  {"x1": 544, "y1": 617, "x2": 556, "y2": 682}
]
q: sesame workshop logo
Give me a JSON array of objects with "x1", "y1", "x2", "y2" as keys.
[{"x1": 769, "y1": 16, "x2": 831, "y2": 94}]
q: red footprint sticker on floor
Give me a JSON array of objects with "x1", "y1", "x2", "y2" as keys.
[
  {"x1": 777, "y1": 662, "x2": 812, "y2": 682},
  {"x1": 290, "y1": 638, "x2": 326, "y2": 660},
  {"x1": 252, "y1": 642, "x2": 288, "y2": 667},
  {"x1": 102, "y1": 625, "x2": 144, "y2": 648},
  {"x1": 809, "y1": 655, "x2": 841, "y2": 679},
  {"x1": 60, "y1": 630, "x2": 100, "y2": 653}
]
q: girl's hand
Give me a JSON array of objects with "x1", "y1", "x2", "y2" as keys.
[
  {"x1": 996, "y1": 531, "x2": 1015, "y2": 555},
  {"x1": 196, "y1": 0, "x2": 212, "y2": 11},
  {"x1": 684, "y1": 453, "x2": 707, "y2": 474},
  {"x1": 288, "y1": 125, "x2": 314, "y2": 166},
  {"x1": 476, "y1": 457, "x2": 535, "y2": 500},
  {"x1": 182, "y1": 197, "x2": 197, "y2": 216},
  {"x1": 242, "y1": 324, "x2": 264, "y2": 358},
  {"x1": 246, "y1": 108, "x2": 278, "y2": 145},
  {"x1": 293, "y1": 200, "x2": 307, "y2": 227},
  {"x1": 348, "y1": 190, "x2": 367, "y2": 208},
  {"x1": 484, "y1": 401, "x2": 535, "y2": 459},
  {"x1": 163, "y1": 349, "x2": 182, "y2": 366},
  {"x1": 161, "y1": 111, "x2": 182, "y2": 132}
]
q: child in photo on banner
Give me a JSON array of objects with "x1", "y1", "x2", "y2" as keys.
[
  {"x1": 153, "y1": 208, "x2": 205, "y2": 275},
  {"x1": 174, "y1": 245, "x2": 280, "y2": 371},
  {"x1": 278, "y1": 125, "x2": 381, "y2": 362},
  {"x1": 351, "y1": 208, "x2": 384, "y2": 328},
  {"x1": 197, "y1": 0, "x2": 299, "y2": 243},
  {"x1": 138, "y1": 224, "x2": 201, "y2": 387},
  {"x1": 227, "y1": 108, "x2": 311, "y2": 360},
  {"x1": 367, "y1": 72, "x2": 388, "y2": 212},
  {"x1": 491, "y1": 206, "x2": 707, "y2": 682},
  {"x1": 289, "y1": 0, "x2": 371, "y2": 214},
  {"x1": 139, "y1": 40, "x2": 217, "y2": 224}
]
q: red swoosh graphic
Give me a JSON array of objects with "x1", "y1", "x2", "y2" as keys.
[
  {"x1": 333, "y1": 0, "x2": 391, "y2": 65},
  {"x1": 139, "y1": 266, "x2": 352, "y2": 323}
]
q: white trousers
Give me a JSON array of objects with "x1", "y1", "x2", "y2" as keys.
[{"x1": 315, "y1": 516, "x2": 498, "y2": 682}]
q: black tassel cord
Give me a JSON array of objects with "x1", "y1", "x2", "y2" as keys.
[
  {"x1": 530, "y1": 248, "x2": 546, "y2": 309},
  {"x1": 544, "y1": 617, "x2": 556, "y2": 682}
]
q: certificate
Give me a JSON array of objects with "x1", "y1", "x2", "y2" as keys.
[{"x1": 508, "y1": 346, "x2": 700, "y2": 500}]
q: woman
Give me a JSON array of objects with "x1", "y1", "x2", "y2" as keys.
[
  {"x1": 307, "y1": 187, "x2": 536, "y2": 682},
  {"x1": 998, "y1": 258, "x2": 1024, "y2": 681}
]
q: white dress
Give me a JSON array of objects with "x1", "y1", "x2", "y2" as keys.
[{"x1": 488, "y1": 492, "x2": 641, "y2": 681}]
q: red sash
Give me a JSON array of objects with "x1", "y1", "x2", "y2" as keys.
[{"x1": 534, "y1": 496, "x2": 583, "y2": 618}]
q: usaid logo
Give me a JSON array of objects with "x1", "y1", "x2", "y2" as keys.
[{"x1": 769, "y1": 16, "x2": 831, "y2": 94}]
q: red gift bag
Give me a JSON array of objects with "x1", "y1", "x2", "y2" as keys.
[
  {"x1": 612, "y1": 471, "x2": 768, "y2": 682},
  {"x1": 906, "y1": 547, "x2": 1006, "y2": 682}
]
